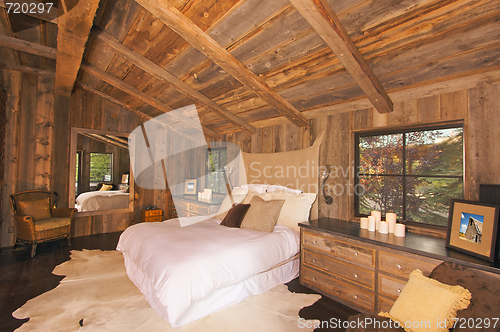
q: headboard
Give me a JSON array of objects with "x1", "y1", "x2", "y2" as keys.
[{"x1": 237, "y1": 133, "x2": 324, "y2": 220}]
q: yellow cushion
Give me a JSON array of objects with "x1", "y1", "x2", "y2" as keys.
[
  {"x1": 18, "y1": 198, "x2": 52, "y2": 221},
  {"x1": 380, "y1": 269, "x2": 471, "y2": 332},
  {"x1": 240, "y1": 196, "x2": 284, "y2": 232},
  {"x1": 34, "y1": 218, "x2": 71, "y2": 232},
  {"x1": 99, "y1": 184, "x2": 113, "y2": 191}
]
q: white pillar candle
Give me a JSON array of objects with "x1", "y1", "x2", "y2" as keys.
[
  {"x1": 386, "y1": 213, "x2": 397, "y2": 233},
  {"x1": 360, "y1": 217, "x2": 369, "y2": 229},
  {"x1": 368, "y1": 216, "x2": 376, "y2": 232},
  {"x1": 371, "y1": 211, "x2": 381, "y2": 230},
  {"x1": 379, "y1": 221, "x2": 389, "y2": 234},
  {"x1": 394, "y1": 223, "x2": 406, "y2": 237}
]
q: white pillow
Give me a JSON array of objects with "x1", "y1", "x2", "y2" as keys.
[
  {"x1": 271, "y1": 191, "x2": 317, "y2": 232},
  {"x1": 240, "y1": 184, "x2": 302, "y2": 194},
  {"x1": 213, "y1": 193, "x2": 248, "y2": 220}
]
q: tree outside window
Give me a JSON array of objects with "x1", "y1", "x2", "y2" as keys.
[
  {"x1": 355, "y1": 125, "x2": 463, "y2": 227},
  {"x1": 206, "y1": 147, "x2": 227, "y2": 194},
  {"x1": 90, "y1": 153, "x2": 113, "y2": 183}
]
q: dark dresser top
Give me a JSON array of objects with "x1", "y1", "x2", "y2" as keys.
[
  {"x1": 172, "y1": 195, "x2": 225, "y2": 206},
  {"x1": 300, "y1": 218, "x2": 500, "y2": 275}
]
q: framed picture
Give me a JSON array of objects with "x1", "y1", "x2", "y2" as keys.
[
  {"x1": 184, "y1": 179, "x2": 197, "y2": 195},
  {"x1": 121, "y1": 174, "x2": 129, "y2": 184},
  {"x1": 447, "y1": 199, "x2": 500, "y2": 262}
]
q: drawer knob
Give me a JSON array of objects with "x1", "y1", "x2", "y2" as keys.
[
  {"x1": 312, "y1": 259, "x2": 316, "y2": 263},
  {"x1": 354, "y1": 295, "x2": 358, "y2": 299},
  {"x1": 354, "y1": 252, "x2": 359, "y2": 257},
  {"x1": 397, "y1": 288, "x2": 401, "y2": 293},
  {"x1": 397, "y1": 264, "x2": 402, "y2": 270},
  {"x1": 313, "y1": 240, "x2": 317, "y2": 244},
  {"x1": 313, "y1": 277, "x2": 317, "y2": 281},
  {"x1": 354, "y1": 274, "x2": 358, "y2": 279}
]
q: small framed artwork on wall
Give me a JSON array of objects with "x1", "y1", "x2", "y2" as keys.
[
  {"x1": 184, "y1": 179, "x2": 197, "y2": 195},
  {"x1": 446, "y1": 199, "x2": 500, "y2": 262}
]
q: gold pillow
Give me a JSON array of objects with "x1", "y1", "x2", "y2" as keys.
[
  {"x1": 18, "y1": 198, "x2": 52, "y2": 221},
  {"x1": 380, "y1": 269, "x2": 471, "y2": 332},
  {"x1": 99, "y1": 184, "x2": 113, "y2": 191},
  {"x1": 240, "y1": 196, "x2": 284, "y2": 232}
]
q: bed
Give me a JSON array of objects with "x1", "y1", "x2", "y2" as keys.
[
  {"x1": 117, "y1": 133, "x2": 324, "y2": 327},
  {"x1": 75, "y1": 189, "x2": 129, "y2": 212}
]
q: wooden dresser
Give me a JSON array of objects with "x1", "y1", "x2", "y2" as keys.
[
  {"x1": 300, "y1": 218, "x2": 500, "y2": 314},
  {"x1": 171, "y1": 195, "x2": 224, "y2": 217},
  {"x1": 141, "y1": 208, "x2": 163, "y2": 222}
]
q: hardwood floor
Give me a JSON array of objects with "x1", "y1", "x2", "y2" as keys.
[{"x1": 0, "y1": 232, "x2": 358, "y2": 331}]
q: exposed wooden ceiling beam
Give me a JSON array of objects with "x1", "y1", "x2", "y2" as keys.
[
  {"x1": 289, "y1": 0, "x2": 393, "y2": 114},
  {"x1": 0, "y1": 34, "x2": 57, "y2": 59},
  {"x1": 134, "y1": 0, "x2": 309, "y2": 127},
  {"x1": 80, "y1": 61, "x2": 221, "y2": 139},
  {"x1": 80, "y1": 132, "x2": 129, "y2": 150},
  {"x1": 54, "y1": 0, "x2": 100, "y2": 96},
  {"x1": 90, "y1": 27, "x2": 256, "y2": 134},
  {"x1": 0, "y1": 61, "x2": 54, "y2": 76},
  {"x1": 0, "y1": 0, "x2": 57, "y2": 23}
]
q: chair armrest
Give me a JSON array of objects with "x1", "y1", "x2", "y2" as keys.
[
  {"x1": 14, "y1": 214, "x2": 36, "y2": 240},
  {"x1": 52, "y1": 207, "x2": 78, "y2": 218}
]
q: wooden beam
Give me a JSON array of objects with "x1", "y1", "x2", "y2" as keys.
[
  {"x1": 289, "y1": 0, "x2": 393, "y2": 114},
  {"x1": 80, "y1": 61, "x2": 221, "y2": 139},
  {"x1": 134, "y1": 0, "x2": 309, "y2": 127},
  {"x1": 0, "y1": 61, "x2": 54, "y2": 76},
  {"x1": 0, "y1": 0, "x2": 57, "y2": 23},
  {"x1": 0, "y1": 34, "x2": 57, "y2": 59},
  {"x1": 55, "y1": 0, "x2": 100, "y2": 96},
  {"x1": 80, "y1": 132, "x2": 129, "y2": 150},
  {"x1": 90, "y1": 27, "x2": 256, "y2": 134}
]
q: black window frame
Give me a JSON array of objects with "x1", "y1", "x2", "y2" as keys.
[{"x1": 354, "y1": 122, "x2": 464, "y2": 228}]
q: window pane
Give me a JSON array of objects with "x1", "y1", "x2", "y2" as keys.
[
  {"x1": 90, "y1": 153, "x2": 113, "y2": 182},
  {"x1": 406, "y1": 128, "x2": 463, "y2": 176},
  {"x1": 358, "y1": 175, "x2": 403, "y2": 217},
  {"x1": 359, "y1": 134, "x2": 403, "y2": 175},
  {"x1": 206, "y1": 148, "x2": 227, "y2": 194},
  {"x1": 406, "y1": 177, "x2": 463, "y2": 226}
]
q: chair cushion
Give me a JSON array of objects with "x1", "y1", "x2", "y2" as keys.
[
  {"x1": 34, "y1": 218, "x2": 71, "y2": 232},
  {"x1": 18, "y1": 198, "x2": 52, "y2": 221},
  {"x1": 429, "y1": 262, "x2": 500, "y2": 331}
]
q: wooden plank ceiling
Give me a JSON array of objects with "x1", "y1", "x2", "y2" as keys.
[{"x1": 1, "y1": 0, "x2": 500, "y2": 137}]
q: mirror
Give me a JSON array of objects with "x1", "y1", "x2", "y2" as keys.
[{"x1": 69, "y1": 128, "x2": 134, "y2": 215}]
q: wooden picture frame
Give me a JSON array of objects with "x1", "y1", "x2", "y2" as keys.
[
  {"x1": 184, "y1": 179, "x2": 197, "y2": 195},
  {"x1": 446, "y1": 199, "x2": 500, "y2": 262}
]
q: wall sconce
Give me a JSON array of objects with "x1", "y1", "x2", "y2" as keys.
[{"x1": 321, "y1": 166, "x2": 333, "y2": 205}]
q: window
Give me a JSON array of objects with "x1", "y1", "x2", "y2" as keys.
[
  {"x1": 206, "y1": 147, "x2": 227, "y2": 194},
  {"x1": 355, "y1": 125, "x2": 464, "y2": 227},
  {"x1": 90, "y1": 153, "x2": 113, "y2": 184}
]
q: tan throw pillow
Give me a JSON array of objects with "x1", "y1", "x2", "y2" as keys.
[
  {"x1": 220, "y1": 203, "x2": 251, "y2": 228},
  {"x1": 271, "y1": 191, "x2": 316, "y2": 231},
  {"x1": 379, "y1": 269, "x2": 471, "y2": 332},
  {"x1": 18, "y1": 198, "x2": 52, "y2": 221},
  {"x1": 240, "y1": 196, "x2": 284, "y2": 232},
  {"x1": 99, "y1": 184, "x2": 113, "y2": 191}
]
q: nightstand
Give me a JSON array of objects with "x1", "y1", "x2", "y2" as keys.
[{"x1": 141, "y1": 209, "x2": 163, "y2": 222}]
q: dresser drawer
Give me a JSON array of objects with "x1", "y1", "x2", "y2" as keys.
[
  {"x1": 176, "y1": 209, "x2": 192, "y2": 218},
  {"x1": 378, "y1": 274, "x2": 406, "y2": 299},
  {"x1": 144, "y1": 215, "x2": 162, "y2": 222},
  {"x1": 377, "y1": 294, "x2": 396, "y2": 314},
  {"x1": 302, "y1": 266, "x2": 375, "y2": 312},
  {"x1": 303, "y1": 250, "x2": 375, "y2": 290},
  {"x1": 303, "y1": 231, "x2": 375, "y2": 268},
  {"x1": 379, "y1": 251, "x2": 441, "y2": 278},
  {"x1": 188, "y1": 203, "x2": 210, "y2": 215},
  {"x1": 175, "y1": 200, "x2": 190, "y2": 212}
]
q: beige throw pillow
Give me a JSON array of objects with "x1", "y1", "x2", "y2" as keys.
[
  {"x1": 271, "y1": 191, "x2": 316, "y2": 231},
  {"x1": 379, "y1": 269, "x2": 471, "y2": 332},
  {"x1": 240, "y1": 196, "x2": 284, "y2": 232}
]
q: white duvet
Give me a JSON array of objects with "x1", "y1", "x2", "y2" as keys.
[
  {"x1": 75, "y1": 190, "x2": 129, "y2": 212},
  {"x1": 116, "y1": 218, "x2": 300, "y2": 327}
]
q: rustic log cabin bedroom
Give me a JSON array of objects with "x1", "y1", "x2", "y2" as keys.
[{"x1": 1, "y1": 0, "x2": 500, "y2": 331}]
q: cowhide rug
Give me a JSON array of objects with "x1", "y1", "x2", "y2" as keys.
[{"x1": 13, "y1": 250, "x2": 320, "y2": 332}]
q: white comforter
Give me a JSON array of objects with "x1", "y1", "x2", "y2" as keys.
[
  {"x1": 116, "y1": 218, "x2": 299, "y2": 327},
  {"x1": 75, "y1": 190, "x2": 129, "y2": 212}
]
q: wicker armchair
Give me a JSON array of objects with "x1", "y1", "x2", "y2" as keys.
[{"x1": 10, "y1": 190, "x2": 77, "y2": 257}]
